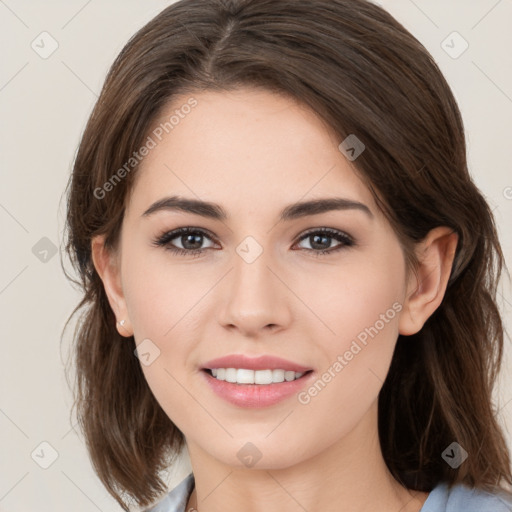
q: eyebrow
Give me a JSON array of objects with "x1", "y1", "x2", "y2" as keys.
[{"x1": 142, "y1": 195, "x2": 373, "y2": 221}]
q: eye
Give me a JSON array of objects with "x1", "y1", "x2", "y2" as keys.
[
  {"x1": 153, "y1": 227, "x2": 218, "y2": 257},
  {"x1": 293, "y1": 228, "x2": 354, "y2": 256}
]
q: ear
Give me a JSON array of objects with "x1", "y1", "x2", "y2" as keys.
[
  {"x1": 399, "y1": 226, "x2": 458, "y2": 336},
  {"x1": 91, "y1": 235, "x2": 133, "y2": 337}
]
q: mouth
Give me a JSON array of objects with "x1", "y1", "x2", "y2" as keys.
[{"x1": 200, "y1": 367, "x2": 316, "y2": 408}]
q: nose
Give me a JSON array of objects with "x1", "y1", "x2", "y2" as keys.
[{"x1": 216, "y1": 247, "x2": 293, "y2": 337}]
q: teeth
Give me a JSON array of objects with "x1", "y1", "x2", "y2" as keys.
[{"x1": 209, "y1": 368, "x2": 305, "y2": 384}]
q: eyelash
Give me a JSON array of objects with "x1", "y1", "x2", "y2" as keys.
[{"x1": 152, "y1": 226, "x2": 355, "y2": 258}]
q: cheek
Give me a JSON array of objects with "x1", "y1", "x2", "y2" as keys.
[
  {"x1": 121, "y1": 257, "x2": 205, "y2": 428},
  {"x1": 293, "y1": 251, "x2": 405, "y2": 412},
  {"x1": 120, "y1": 243, "x2": 202, "y2": 380},
  {"x1": 122, "y1": 242, "x2": 208, "y2": 339},
  {"x1": 300, "y1": 250, "x2": 405, "y2": 348}
]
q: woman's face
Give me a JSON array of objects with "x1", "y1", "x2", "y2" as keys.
[{"x1": 113, "y1": 88, "x2": 412, "y2": 469}]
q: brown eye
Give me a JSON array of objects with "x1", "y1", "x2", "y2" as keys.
[
  {"x1": 153, "y1": 227, "x2": 218, "y2": 256},
  {"x1": 294, "y1": 228, "x2": 354, "y2": 255}
]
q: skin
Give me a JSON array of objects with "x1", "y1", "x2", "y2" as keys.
[{"x1": 92, "y1": 88, "x2": 458, "y2": 512}]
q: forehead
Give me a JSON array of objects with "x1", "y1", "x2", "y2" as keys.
[{"x1": 127, "y1": 88, "x2": 377, "y2": 219}]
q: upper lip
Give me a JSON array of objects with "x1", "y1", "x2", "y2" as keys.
[{"x1": 202, "y1": 354, "x2": 313, "y2": 372}]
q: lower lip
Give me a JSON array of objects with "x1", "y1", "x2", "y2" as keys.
[{"x1": 201, "y1": 370, "x2": 314, "y2": 408}]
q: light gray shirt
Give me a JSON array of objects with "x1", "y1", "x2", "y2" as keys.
[{"x1": 146, "y1": 472, "x2": 512, "y2": 512}]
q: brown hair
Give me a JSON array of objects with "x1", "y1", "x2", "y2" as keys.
[{"x1": 63, "y1": 0, "x2": 512, "y2": 509}]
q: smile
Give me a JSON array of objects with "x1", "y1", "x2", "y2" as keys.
[{"x1": 201, "y1": 368, "x2": 315, "y2": 408}]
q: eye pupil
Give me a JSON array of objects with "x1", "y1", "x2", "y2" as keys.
[
  {"x1": 183, "y1": 234, "x2": 203, "y2": 249},
  {"x1": 311, "y1": 234, "x2": 330, "y2": 250}
]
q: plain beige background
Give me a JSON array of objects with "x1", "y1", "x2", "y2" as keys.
[{"x1": 1, "y1": 1, "x2": 511, "y2": 510}]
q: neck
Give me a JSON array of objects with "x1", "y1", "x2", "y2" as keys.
[{"x1": 184, "y1": 401, "x2": 429, "y2": 512}]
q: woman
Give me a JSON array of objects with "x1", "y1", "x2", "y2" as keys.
[{"x1": 63, "y1": 0, "x2": 512, "y2": 511}]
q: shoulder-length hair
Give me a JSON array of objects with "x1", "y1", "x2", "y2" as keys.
[{"x1": 63, "y1": 0, "x2": 512, "y2": 509}]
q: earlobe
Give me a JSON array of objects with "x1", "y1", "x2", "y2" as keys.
[
  {"x1": 91, "y1": 235, "x2": 134, "y2": 337},
  {"x1": 399, "y1": 226, "x2": 458, "y2": 336}
]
